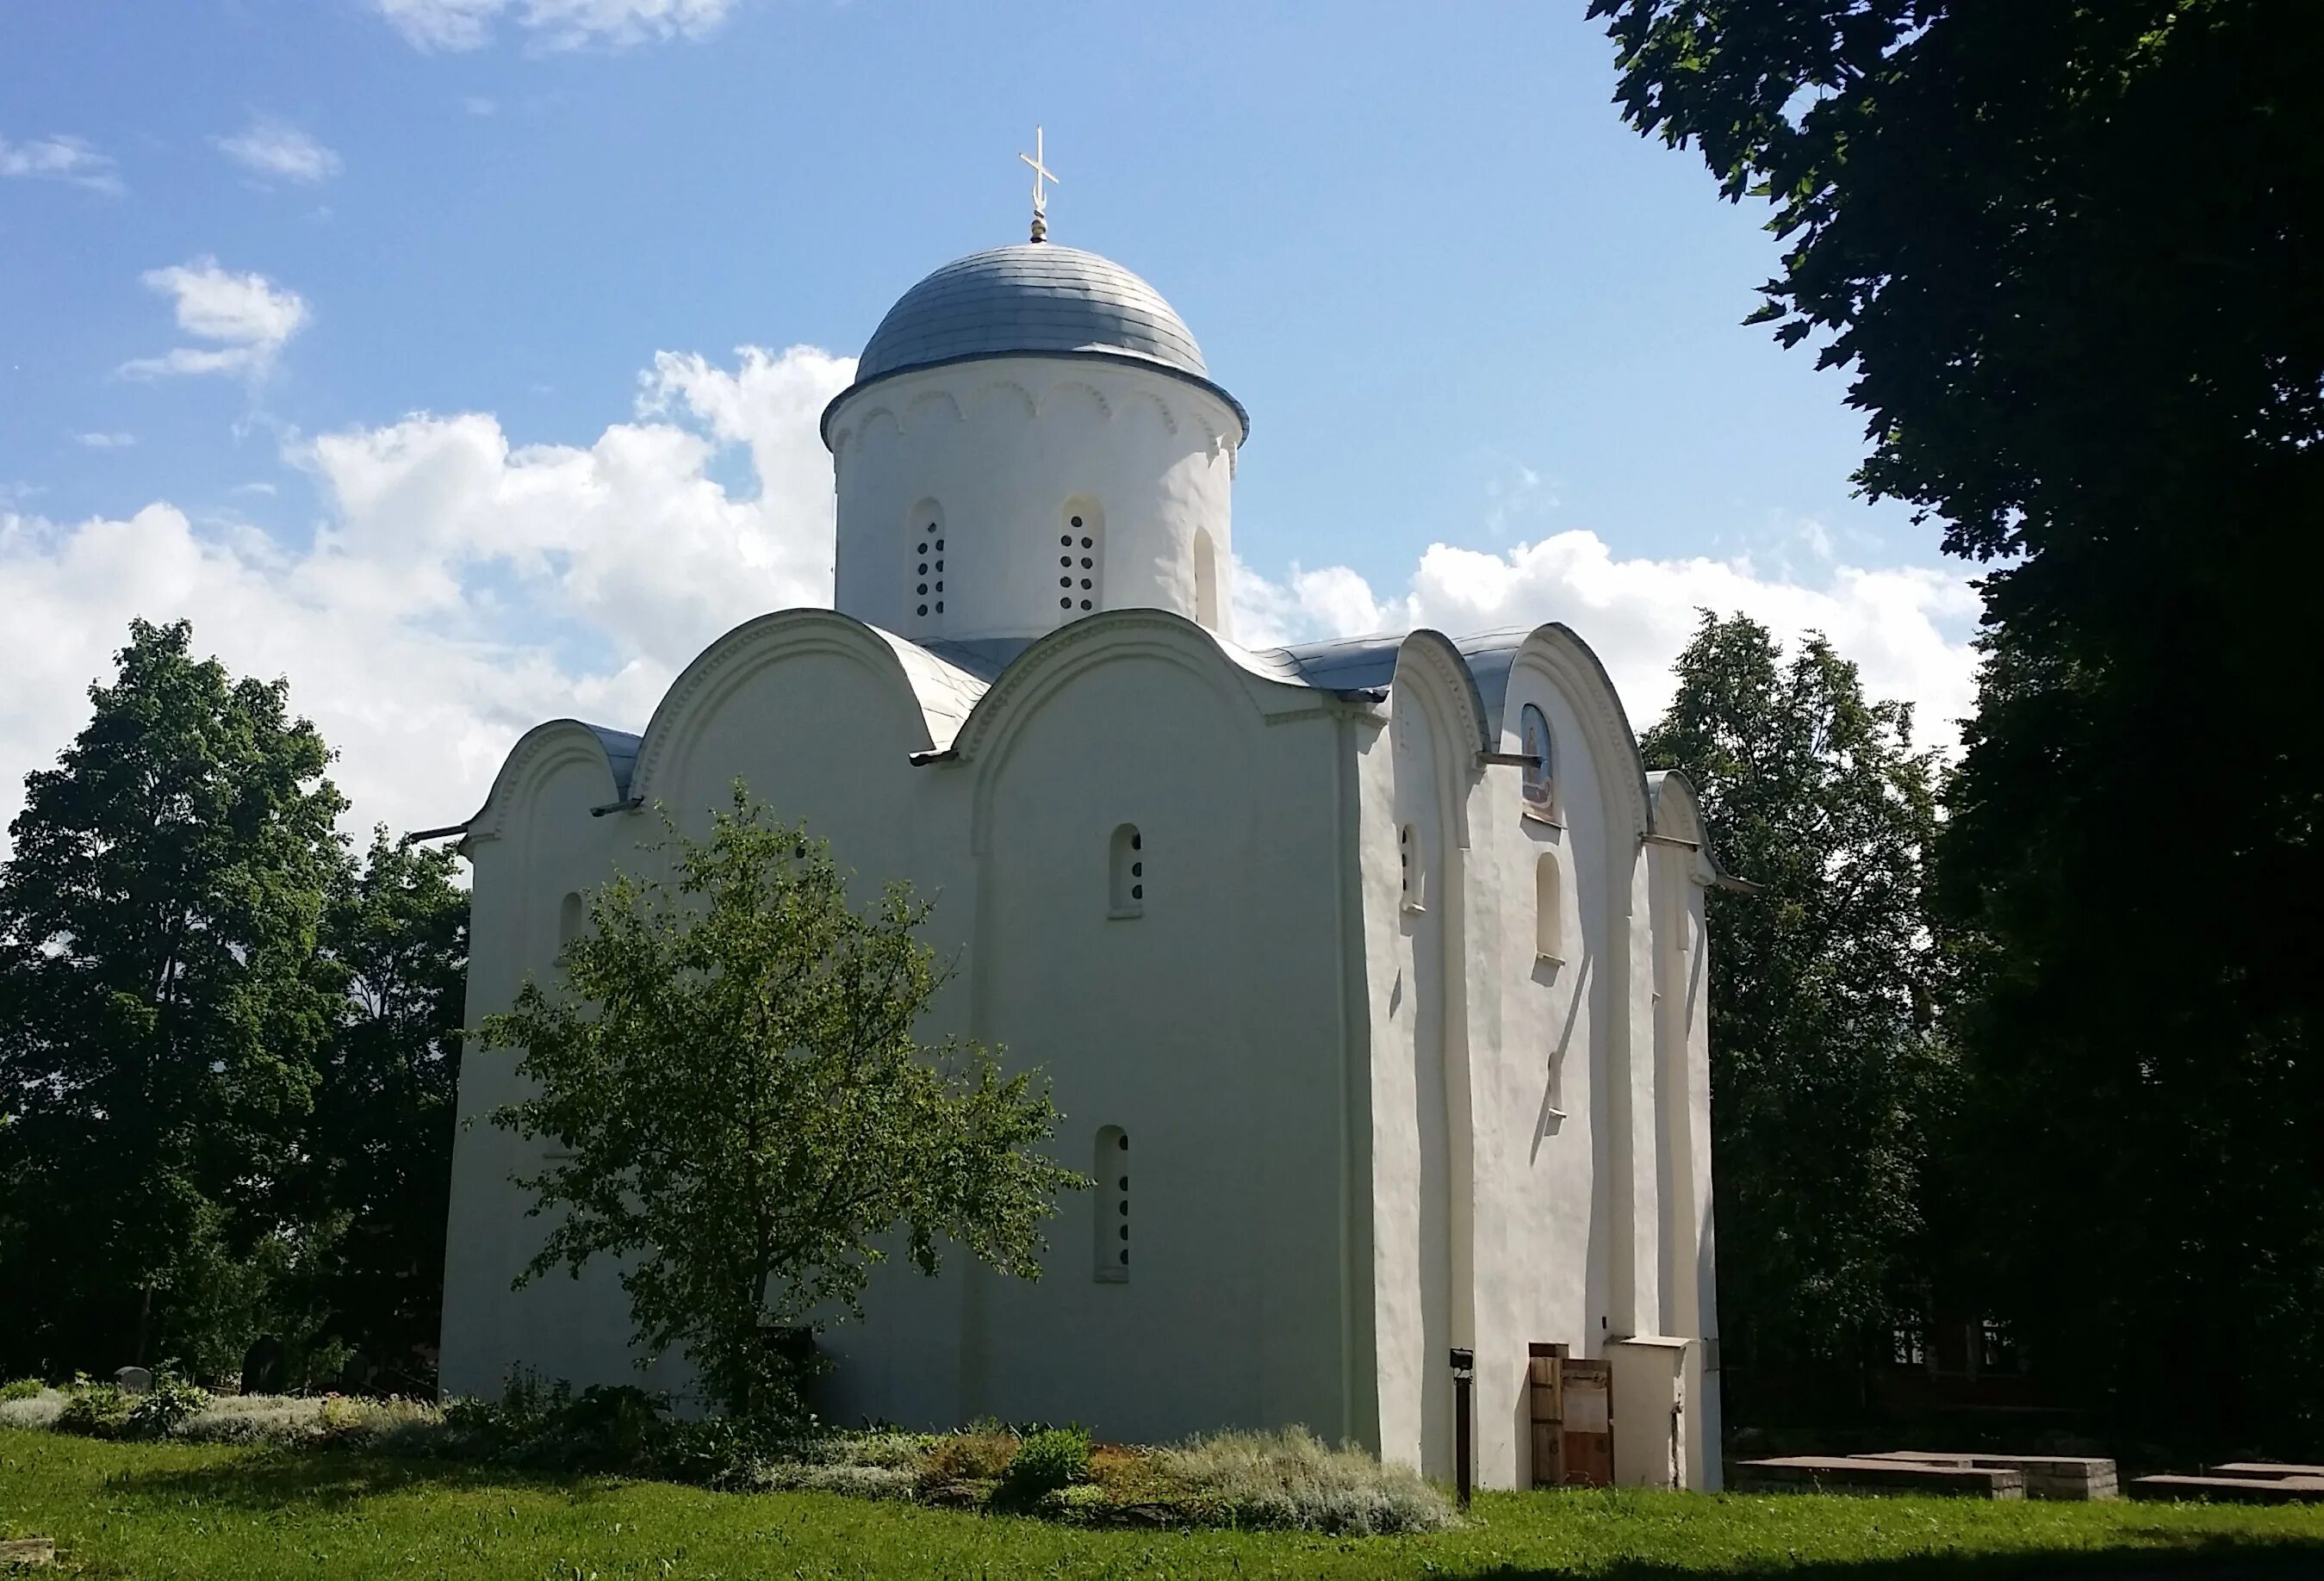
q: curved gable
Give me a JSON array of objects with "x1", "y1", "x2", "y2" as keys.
[
  {"x1": 467, "y1": 719, "x2": 637, "y2": 845},
  {"x1": 1389, "y1": 629, "x2": 1496, "y2": 851},
  {"x1": 945, "y1": 608, "x2": 1275, "y2": 853},
  {"x1": 627, "y1": 609, "x2": 985, "y2": 805},
  {"x1": 1495, "y1": 623, "x2": 1655, "y2": 845},
  {"x1": 1646, "y1": 768, "x2": 1750, "y2": 891}
]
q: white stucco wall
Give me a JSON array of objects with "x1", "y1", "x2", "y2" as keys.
[
  {"x1": 439, "y1": 612, "x2": 1722, "y2": 1488},
  {"x1": 827, "y1": 356, "x2": 1239, "y2": 642},
  {"x1": 441, "y1": 611, "x2": 1372, "y2": 1448},
  {"x1": 1345, "y1": 627, "x2": 1726, "y2": 1491}
]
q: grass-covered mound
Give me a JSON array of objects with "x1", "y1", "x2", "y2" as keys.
[{"x1": 0, "y1": 1377, "x2": 1451, "y2": 1535}]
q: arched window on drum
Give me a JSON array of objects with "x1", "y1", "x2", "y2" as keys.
[
  {"x1": 1191, "y1": 527, "x2": 1221, "y2": 631},
  {"x1": 1519, "y1": 703, "x2": 1558, "y2": 821}
]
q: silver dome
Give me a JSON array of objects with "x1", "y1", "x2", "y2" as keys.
[
  {"x1": 825, "y1": 244, "x2": 1246, "y2": 443},
  {"x1": 858, "y1": 244, "x2": 1207, "y2": 381}
]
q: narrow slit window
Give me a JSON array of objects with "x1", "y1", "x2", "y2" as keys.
[
  {"x1": 1095, "y1": 1126, "x2": 1129, "y2": 1281},
  {"x1": 556, "y1": 890, "x2": 584, "y2": 961},
  {"x1": 1192, "y1": 527, "x2": 1221, "y2": 630},
  {"x1": 1535, "y1": 853, "x2": 1564, "y2": 962},
  {"x1": 908, "y1": 500, "x2": 946, "y2": 634},
  {"x1": 1109, "y1": 823, "x2": 1144, "y2": 916},
  {"x1": 1059, "y1": 499, "x2": 1103, "y2": 622}
]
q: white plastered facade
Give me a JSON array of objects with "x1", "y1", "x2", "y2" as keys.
[{"x1": 438, "y1": 244, "x2": 1726, "y2": 1491}]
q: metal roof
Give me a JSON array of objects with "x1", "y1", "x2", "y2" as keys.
[
  {"x1": 824, "y1": 244, "x2": 1248, "y2": 443},
  {"x1": 859, "y1": 245, "x2": 1207, "y2": 381},
  {"x1": 583, "y1": 723, "x2": 642, "y2": 801}
]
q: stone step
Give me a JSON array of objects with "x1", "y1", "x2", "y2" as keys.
[
  {"x1": 0, "y1": 1537, "x2": 55, "y2": 1568},
  {"x1": 1856, "y1": 1451, "x2": 2117, "y2": 1500},
  {"x1": 2130, "y1": 1473, "x2": 2324, "y2": 1504},
  {"x1": 1734, "y1": 1456, "x2": 2025, "y2": 1499},
  {"x1": 2208, "y1": 1462, "x2": 2324, "y2": 1481}
]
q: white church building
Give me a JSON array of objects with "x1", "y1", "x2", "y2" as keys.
[{"x1": 439, "y1": 211, "x2": 1733, "y2": 1491}]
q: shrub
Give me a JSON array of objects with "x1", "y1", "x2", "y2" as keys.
[
  {"x1": 0, "y1": 1390, "x2": 65, "y2": 1430},
  {"x1": 177, "y1": 1393, "x2": 332, "y2": 1445},
  {"x1": 745, "y1": 1462, "x2": 918, "y2": 1499},
  {"x1": 434, "y1": 1374, "x2": 679, "y2": 1471},
  {"x1": 1151, "y1": 1426, "x2": 1455, "y2": 1535},
  {"x1": 1001, "y1": 1425, "x2": 1091, "y2": 1500},
  {"x1": 919, "y1": 1428, "x2": 1018, "y2": 1484},
  {"x1": 1035, "y1": 1482, "x2": 1114, "y2": 1521},
  {"x1": 127, "y1": 1371, "x2": 211, "y2": 1438},
  {"x1": 54, "y1": 1384, "x2": 132, "y2": 1438},
  {"x1": 0, "y1": 1378, "x2": 44, "y2": 1402},
  {"x1": 175, "y1": 1392, "x2": 449, "y2": 1450}
]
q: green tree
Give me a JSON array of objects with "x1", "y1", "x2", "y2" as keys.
[
  {"x1": 1593, "y1": 0, "x2": 2324, "y2": 1448},
  {"x1": 0, "y1": 619, "x2": 348, "y2": 1377},
  {"x1": 300, "y1": 830, "x2": 468, "y2": 1387},
  {"x1": 1642, "y1": 614, "x2": 1952, "y2": 1410},
  {"x1": 484, "y1": 785, "x2": 1081, "y2": 1418}
]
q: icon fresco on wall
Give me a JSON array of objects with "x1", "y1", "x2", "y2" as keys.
[{"x1": 1521, "y1": 703, "x2": 1556, "y2": 809}]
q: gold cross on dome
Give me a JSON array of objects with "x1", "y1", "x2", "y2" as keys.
[{"x1": 1019, "y1": 126, "x2": 1059, "y2": 242}]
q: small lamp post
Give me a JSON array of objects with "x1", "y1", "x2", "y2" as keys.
[{"x1": 1449, "y1": 1347, "x2": 1476, "y2": 1509}]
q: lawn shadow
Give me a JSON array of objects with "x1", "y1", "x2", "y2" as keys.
[
  {"x1": 103, "y1": 1448, "x2": 634, "y2": 1516},
  {"x1": 1476, "y1": 1531, "x2": 2324, "y2": 1581}
]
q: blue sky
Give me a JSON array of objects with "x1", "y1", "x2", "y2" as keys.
[{"x1": 0, "y1": 0, "x2": 1977, "y2": 840}]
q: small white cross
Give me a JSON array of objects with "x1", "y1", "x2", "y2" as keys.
[{"x1": 1019, "y1": 125, "x2": 1059, "y2": 240}]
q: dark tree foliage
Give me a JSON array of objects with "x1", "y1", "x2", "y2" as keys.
[
  {"x1": 1643, "y1": 614, "x2": 1952, "y2": 1410},
  {"x1": 0, "y1": 622, "x2": 471, "y2": 1389},
  {"x1": 301, "y1": 831, "x2": 468, "y2": 1386},
  {"x1": 1594, "y1": 0, "x2": 2324, "y2": 1448},
  {"x1": 0, "y1": 619, "x2": 348, "y2": 1377}
]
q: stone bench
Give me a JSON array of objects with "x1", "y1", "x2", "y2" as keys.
[
  {"x1": 2209, "y1": 1462, "x2": 2324, "y2": 1481},
  {"x1": 1734, "y1": 1456, "x2": 2024, "y2": 1498},
  {"x1": 1859, "y1": 1451, "x2": 2117, "y2": 1500},
  {"x1": 2130, "y1": 1472, "x2": 2324, "y2": 1504}
]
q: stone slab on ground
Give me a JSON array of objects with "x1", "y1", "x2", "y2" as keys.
[
  {"x1": 2130, "y1": 1473, "x2": 2324, "y2": 1504},
  {"x1": 0, "y1": 1537, "x2": 55, "y2": 1568},
  {"x1": 1858, "y1": 1451, "x2": 2117, "y2": 1500},
  {"x1": 1734, "y1": 1456, "x2": 2025, "y2": 1499},
  {"x1": 2209, "y1": 1462, "x2": 2324, "y2": 1481}
]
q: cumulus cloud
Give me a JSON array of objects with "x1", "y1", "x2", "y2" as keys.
[
  {"x1": 375, "y1": 0, "x2": 738, "y2": 52},
  {"x1": 1234, "y1": 531, "x2": 1980, "y2": 752},
  {"x1": 119, "y1": 259, "x2": 310, "y2": 381},
  {"x1": 214, "y1": 118, "x2": 343, "y2": 184},
  {"x1": 0, "y1": 346, "x2": 852, "y2": 850},
  {"x1": 1, "y1": 338, "x2": 1976, "y2": 861},
  {"x1": 0, "y1": 133, "x2": 121, "y2": 195}
]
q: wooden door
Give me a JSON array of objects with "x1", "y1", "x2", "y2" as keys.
[
  {"x1": 1527, "y1": 1342, "x2": 1565, "y2": 1487},
  {"x1": 1560, "y1": 1358, "x2": 1614, "y2": 1487}
]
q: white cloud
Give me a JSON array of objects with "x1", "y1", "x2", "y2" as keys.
[
  {"x1": 214, "y1": 118, "x2": 343, "y2": 184},
  {"x1": 375, "y1": 0, "x2": 738, "y2": 52},
  {"x1": 0, "y1": 133, "x2": 121, "y2": 195},
  {"x1": 72, "y1": 432, "x2": 136, "y2": 450},
  {"x1": 2, "y1": 338, "x2": 1977, "y2": 867},
  {"x1": 120, "y1": 259, "x2": 310, "y2": 381},
  {"x1": 0, "y1": 346, "x2": 852, "y2": 851},
  {"x1": 1234, "y1": 531, "x2": 1980, "y2": 752}
]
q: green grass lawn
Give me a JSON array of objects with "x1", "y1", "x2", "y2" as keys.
[{"x1": 4, "y1": 1429, "x2": 2322, "y2": 1579}]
